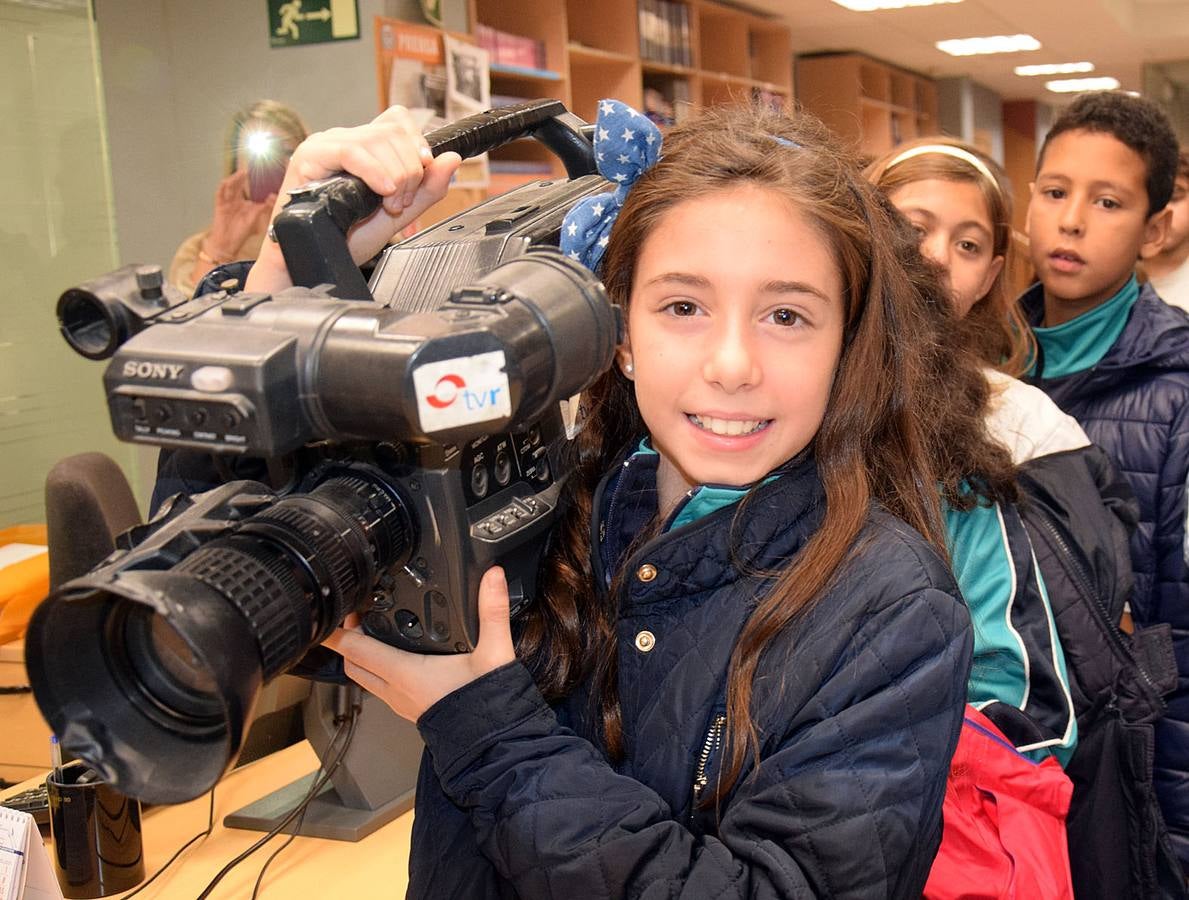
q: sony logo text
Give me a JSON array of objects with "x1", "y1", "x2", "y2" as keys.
[{"x1": 123, "y1": 361, "x2": 185, "y2": 380}]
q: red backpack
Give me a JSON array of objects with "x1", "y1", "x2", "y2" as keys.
[{"x1": 924, "y1": 705, "x2": 1074, "y2": 900}]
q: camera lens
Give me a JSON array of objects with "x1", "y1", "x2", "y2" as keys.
[
  {"x1": 114, "y1": 605, "x2": 222, "y2": 726},
  {"x1": 26, "y1": 468, "x2": 415, "y2": 804}
]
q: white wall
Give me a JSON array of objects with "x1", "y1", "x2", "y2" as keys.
[
  {"x1": 94, "y1": 0, "x2": 407, "y2": 274},
  {"x1": 0, "y1": 1, "x2": 142, "y2": 524}
]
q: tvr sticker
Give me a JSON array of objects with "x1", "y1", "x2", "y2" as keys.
[{"x1": 413, "y1": 350, "x2": 512, "y2": 433}]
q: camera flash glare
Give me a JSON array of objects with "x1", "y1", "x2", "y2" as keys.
[{"x1": 245, "y1": 130, "x2": 274, "y2": 159}]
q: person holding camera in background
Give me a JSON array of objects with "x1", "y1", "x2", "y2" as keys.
[{"x1": 168, "y1": 99, "x2": 308, "y2": 297}]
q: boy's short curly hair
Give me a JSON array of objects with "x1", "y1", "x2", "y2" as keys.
[{"x1": 1038, "y1": 91, "x2": 1179, "y2": 216}]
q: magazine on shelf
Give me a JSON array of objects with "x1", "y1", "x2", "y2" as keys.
[{"x1": 374, "y1": 17, "x2": 490, "y2": 189}]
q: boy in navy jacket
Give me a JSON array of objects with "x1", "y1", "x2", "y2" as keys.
[{"x1": 1019, "y1": 90, "x2": 1189, "y2": 871}]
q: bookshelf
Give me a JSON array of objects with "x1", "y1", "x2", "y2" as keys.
[
  {"x1": 454, "y1": 0, "x2": 793, "y2": 185},
  {"x1": 794, "y1": 53, "x2": 939, "y2": 161}
]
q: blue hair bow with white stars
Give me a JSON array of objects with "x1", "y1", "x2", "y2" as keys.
[{"x1": 560, "y1": 99, "x2": 663, "y2": 273}]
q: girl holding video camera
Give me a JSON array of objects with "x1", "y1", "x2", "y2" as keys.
[{"x1": 264, "y1": 100, "x2": 1000, "y2": 898}]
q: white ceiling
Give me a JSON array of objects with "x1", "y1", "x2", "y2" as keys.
[{"x1": 745, "y1": 0, "x2": 1189, "y2": 101}]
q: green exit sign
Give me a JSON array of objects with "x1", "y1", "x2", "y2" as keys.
[{"x1": 267, "y1": 0, "x2": 360, "y2": 48}]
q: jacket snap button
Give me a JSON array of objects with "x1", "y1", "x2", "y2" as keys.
[
  {"x1": 637, "y1": 563, "x2": 657, "y2": 582},
  {"x1": 634, "y1": 630, "x2": 656, "y2": 652}
]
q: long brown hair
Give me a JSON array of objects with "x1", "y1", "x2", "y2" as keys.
[
  {"x1": 865, "y1": 137, "x2": 1036, "y2": 377},
  {"x1": 517, "y1": 104, "x2": 1012, "y2": 807}
]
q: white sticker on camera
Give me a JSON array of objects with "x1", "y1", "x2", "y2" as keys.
[{"x1": 414, "y1": 350, "x2": 512, "y2": 433}]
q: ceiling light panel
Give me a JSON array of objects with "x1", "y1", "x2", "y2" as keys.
[
  {"x1": 936, "y1": 34, "x2": 1041, "y2": 56},
  {"x1": 1046, "y1": 76, "x2": 1122, "y2": 93},
  {"x1": 1015, "y1": 62, "x2": 1095, "y2": 76},
  {"x1": 831, "y1": 0, "x2": 962, "y2": 10}
]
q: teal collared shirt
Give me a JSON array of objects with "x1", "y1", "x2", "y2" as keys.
[
  {"x1": 599, "y1": 440, "x2": 774, "y2": 586},
  {"x1": 1029, "y1": 276, "x2": 1139, "y2": 379},
  {"x1": 631, "y1": 439, "x2": 764, "y2": 532}
]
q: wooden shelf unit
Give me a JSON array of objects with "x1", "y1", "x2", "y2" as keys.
[
  {"x1": 457, "y1": 0, "x2": 791, "y2": 183},
  {"x1": 795, "y1": 52, "x2": 939, "y2": 161}
]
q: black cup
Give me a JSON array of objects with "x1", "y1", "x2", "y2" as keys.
[{"x1": 47, "y1": 761, "x2": 146, "y2": 898}]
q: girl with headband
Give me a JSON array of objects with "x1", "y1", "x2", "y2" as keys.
[
  {"x1": 868, "y1": 140, "x2": 1158, "y2": 895},
  {"x1": 250, "y1": 101, "x2": 998, "y2": 897},
  {"x1": 867, "y1": 139, "x2": 1084, "y2": 766}
]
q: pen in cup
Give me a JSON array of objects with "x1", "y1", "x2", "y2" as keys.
[{"x1": 50, "y1": 733, "x2": 63, "y2": 779}]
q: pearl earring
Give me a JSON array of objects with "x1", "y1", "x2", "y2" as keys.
[{"x1": 623, "y1": 362, "x2": 634, "y2": 375}]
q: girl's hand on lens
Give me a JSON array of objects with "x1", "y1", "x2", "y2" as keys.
[
  {"x1": 245, "y1": 105, "x2": 461, "y2": 293},
  {"x1": 322, "y1": 567, "x2": 517, "y2": 723}
]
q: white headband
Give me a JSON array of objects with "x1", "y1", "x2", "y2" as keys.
[{"x1": 884, "y1": 144, "x2": 1000, "y2": 193}]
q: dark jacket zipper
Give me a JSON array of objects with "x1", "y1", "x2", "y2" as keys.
[
  {"x1": 691, "y1": 714, "x2": 726, "y2": 805},
  {"x1": 1031, "y1": 510, "x2": 1160, "y2": 699}
]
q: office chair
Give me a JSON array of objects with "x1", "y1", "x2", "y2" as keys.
[{"x1": 44, "y1": 451, "x2": 141, "y2": 590}]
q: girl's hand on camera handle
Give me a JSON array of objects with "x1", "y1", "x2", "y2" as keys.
[
  {"x1": 246, "y1": 105, "x2": 461, "y2": 294},
  {"x1": 322, "y1": 567, "x2": 516, "y2": 723}
]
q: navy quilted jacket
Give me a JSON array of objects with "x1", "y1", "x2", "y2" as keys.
[
  {"x1": 408, "y1": 454, "x2": 973, "y2": 898},
  {"x1": 1022, "y1": 280, "x2": 1189, "y2": 868}
]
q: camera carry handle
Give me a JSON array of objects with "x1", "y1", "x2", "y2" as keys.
[{"x1": 274, "y1": 99, "x2": 596, "y2": 301}]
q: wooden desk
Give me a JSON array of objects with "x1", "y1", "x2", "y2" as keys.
[
  {"x1": 2, "y1": 742, "x2": 414, "y2": 898},
  {"x1": 0, "y1": 640, "x2": 53, "y2": 785}
]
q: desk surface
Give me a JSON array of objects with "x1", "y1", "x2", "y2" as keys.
[{"x1": 2, "y1": 742, "x2": 414, "y2": 898}]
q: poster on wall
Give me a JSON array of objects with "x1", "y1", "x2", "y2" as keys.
[
  {"x1": 374, "y1": 18, "x2": 489, "y2": 188},
  {"x1": 268, "y1": 0, "x2": 360, "y2": 48}
]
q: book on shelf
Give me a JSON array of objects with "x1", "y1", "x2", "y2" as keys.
[
  {"x1": 642, "y1": 78, "x2": 693, "y2": 127},
  {"x1": 643, "y1": 87, "x2": 675, "y2": 127},
  {"x1": 476, "y1": 22, "x2": 546, "y2": 71},
  {"x1": 638, "y1": 0, "x2": 690, "y2": 67},
  {"x1": 677, "y1": 3, "x2": 691, "y2": 67}
]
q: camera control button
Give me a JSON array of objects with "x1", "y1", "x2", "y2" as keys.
[
  {"x1": 493, "y1": 449, "x2": 513, "y2": 486},
  {"x1": 395, "y1": 610, "x2": 423, "y2": 640},
  {"x1": 470, "y1": 465, "x2": 490, "y2": 499}
]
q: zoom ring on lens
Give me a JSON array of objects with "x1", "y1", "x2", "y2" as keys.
[
  {"x1": 315, "y1": 476, "x2": 410, "y2": 569},
  {"x1": 174, "y1": 540, "x2": 308, "y2": 680},
  {"x1": 249, "y1": 500, "x2": 369, "y2": 623}
]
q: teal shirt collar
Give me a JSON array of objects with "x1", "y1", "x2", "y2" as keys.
[
  {"x1": 631, "y1": 438, "x2": 772, "y2": 531},
  {"x1": 1030, "y1": 275, "x2": 1139, "y2": 378}
]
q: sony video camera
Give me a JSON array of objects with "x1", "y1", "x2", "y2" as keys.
[{"x1": 25, "y1": 100, "x2": 619, "y2": 803}]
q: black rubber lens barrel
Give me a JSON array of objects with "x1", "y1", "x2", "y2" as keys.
[{"x1": 25, "y1": 469, "x2": 413, "y2": 804}]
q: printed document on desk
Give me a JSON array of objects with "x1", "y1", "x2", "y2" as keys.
[{"x1": 0, "y1": 806, "x2": 62, "y2": 900}]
